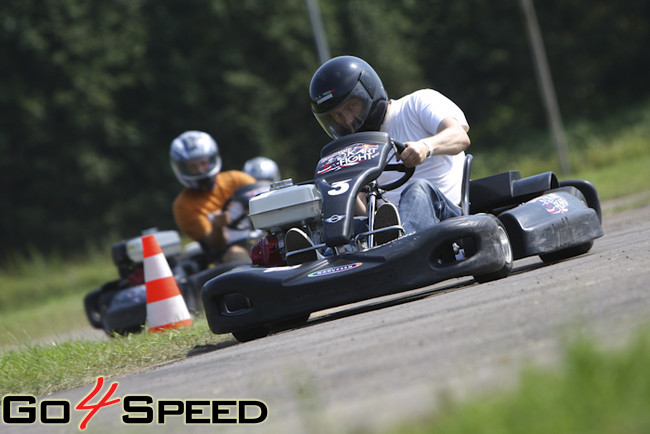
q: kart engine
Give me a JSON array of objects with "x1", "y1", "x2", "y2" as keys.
[
  {"x1": 249, "y1": 179, "x2": 323, "y2": 265},
  {"x1": 111, "y1": 229, "x2": 182, "y2": 279}
]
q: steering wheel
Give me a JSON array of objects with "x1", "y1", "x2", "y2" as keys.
[
  {"x1": 220, "y1": 197, "x2": 250, "y2": 230},
  {"x1": 377, "y1": 140, "x2": 415, "y2": 191}
]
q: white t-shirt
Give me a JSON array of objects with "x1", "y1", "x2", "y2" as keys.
[{"x1": 377, "y1": 89, "x2": 469, "y2": 205}]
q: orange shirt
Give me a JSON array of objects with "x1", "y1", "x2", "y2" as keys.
[{"x1": 173, "y1": 170, "x2": 256, "y2": 241}]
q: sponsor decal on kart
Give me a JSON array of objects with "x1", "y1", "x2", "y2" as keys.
[
  {"x1": 316, "y1": 144, "x2": 380, "y2": 175},
  {"x1": 529, "y1": 193, "x2": 570, "y2": 214},
  {"x1": 324, "y1": 214, "x2": 346, "y2": 223},
  {"x1": 308, "y1": 262, "x2": 362, "y2": 277}
]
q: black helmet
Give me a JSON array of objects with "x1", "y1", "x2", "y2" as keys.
[{"x1": 309, "y1": 55, "x2": 388, "y2": 139}]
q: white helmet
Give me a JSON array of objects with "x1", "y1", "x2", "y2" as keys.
[
  {"x1": 242, "y1": 156, "x2": 281, "y2": 182},
  {"x1": 170, "y1": 131, "x2": 222, "y2": 191}
]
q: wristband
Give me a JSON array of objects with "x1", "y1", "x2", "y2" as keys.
[{"x1": 424, "y1": 142, "x2": 434, "y2": 158}]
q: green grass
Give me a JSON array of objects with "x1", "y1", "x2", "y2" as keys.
[
  {"x1": 0, "y1": 245, "x2": 116, "y2": 315},
  {"x1": 386, "y1": 331, "x2": 650, "y2": 434},
  {"x1": 0, "y1": 318, "x2": 230, "y2": 397},
  {"x1": 0, "y1": 293, "x2": 94, "y2": 348}
]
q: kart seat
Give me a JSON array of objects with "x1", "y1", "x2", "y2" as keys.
[
  {"x1": 460, "y1": 154, "x2": 473, "y2": 216},
  {"x1": 468, "y1": 170, "x2": 560, "y2": 215}
]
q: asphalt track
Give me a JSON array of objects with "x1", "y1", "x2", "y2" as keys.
[{"x1": 6, "y1": 202, "x2": 650, "y2": 434}]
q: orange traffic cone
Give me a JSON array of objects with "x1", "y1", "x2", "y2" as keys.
[{"x1": 142, "y1": 234, "x2": 192, "y2": 333}]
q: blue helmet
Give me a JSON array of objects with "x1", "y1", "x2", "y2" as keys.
[{"x1": 170, "y1": 131, "x2": 222, "y2": 191}]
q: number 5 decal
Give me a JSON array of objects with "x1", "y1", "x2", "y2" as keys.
[{"x1": 328, "y1": 180, "x2": 350, "y2": 196}]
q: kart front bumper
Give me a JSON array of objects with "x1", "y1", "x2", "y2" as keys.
[{"x1": 202, "y1": 214, "x2": 508, "y2": 335}]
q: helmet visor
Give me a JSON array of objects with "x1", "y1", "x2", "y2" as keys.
[
  {"x1": 313, "y1": 82, "x2": 372, "y2": 139},
  {"x1": 172, "y1": 153, "x2": 221, "y2": 179}
]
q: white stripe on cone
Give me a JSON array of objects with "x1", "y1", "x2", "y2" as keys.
[
  {"x1": 146, "y1": 295, "x2": 192, "y2": 329},
  {"x1": 142, "y1": 238, "x2": 192, "y2": 332},
  {"x1": 144, "y1": 252, "x2": 173, "y2": 281}
]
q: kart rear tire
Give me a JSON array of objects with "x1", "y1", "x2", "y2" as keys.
[
  {"x1": 539, "y1": 241, "x2": 593, "y2": 263},
  {"x1": 538, "y1": 186, "x2": 594, "y2": 263},
  {"x1": 232, "y1": 325, "x2": 270, "y2": 343},
  {"x1": 473, "y1": 223, "x2": 513, "y2": 283}
]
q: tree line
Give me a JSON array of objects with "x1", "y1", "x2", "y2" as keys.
[{"x1": 0, "y1": 0, "x2": 647, "y2": 261}]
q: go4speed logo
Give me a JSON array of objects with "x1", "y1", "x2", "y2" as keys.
[{"x1": 2, "y1": 377, "x2": 268, "y2": 430}]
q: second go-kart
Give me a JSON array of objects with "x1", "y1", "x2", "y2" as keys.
[{"x1": 202, "y1": 132, "x2": 603, "y2": 342}]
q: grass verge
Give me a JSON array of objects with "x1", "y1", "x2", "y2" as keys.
[
  {"x1": 0, "y1": 246, "x2": 115, "y2": 315},
  {"x1": 0, "y1": 318, "x2": 230, "y2": 397},
  {"x1": 387, "y1": 330, "x2": 650, "y2": 434},
  {"x1": 0, "y1": 293, "x2": 96, "y2": 348}
]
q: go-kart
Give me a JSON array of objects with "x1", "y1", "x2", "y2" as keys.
[
  {"x1": 83, "y1": 182, "x2": 269, "y2": 336},
  {"x1": 202, "y1": 132, "x2": 603, "y2": 342}
]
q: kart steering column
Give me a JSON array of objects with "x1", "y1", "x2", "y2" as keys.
[{"x1": 365, "y1": 181, "x2": 379, "y2": 248}]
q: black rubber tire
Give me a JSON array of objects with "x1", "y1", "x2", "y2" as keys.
[
  {"x1": 232, "y1": 325, "x2": 271, "y2": 343},
  {"x1": 273, "y1": 313, "x2": 310, "y2": 332},
  {"x1": 538, "y1": 186, "x2": 595, "y2": 263},
  {"x1": 473, "y1": 222, "x2": 513, "y2": 283},
  {"x1": 108, "y1": 325, "x2": 144, "y2": 337},
  {"x1": 539, "y1": 241, "x2": 594, "y2": 263},
  {"x1": 83, "y1": 287, "x2": 105, "y2": 329},
  {"x1": 84, "y1": 280, "x2": 121, "y2": 329},
  {"x1": 231, "y1": 313, "x2": 310, "y2": 343}
]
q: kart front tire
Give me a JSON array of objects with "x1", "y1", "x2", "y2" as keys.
[
  {"x1": 274, "y1": 313, "x2": 310, "y2": 332},
  {"x1": 83, "y1": 287, "x2": 104, "y2": 329},
  {"x1": 232, "y1": 325, "x2": 270, "y2": 343},
  {"x1": 473, "y1": 223, "x2": 513, "y2": 283},
  {"x1": 231, "y1": 313, "x2": 311, "y2": 343},
  {"x1": 84, "y1": 280, "x2": 121, "y2": 329}
]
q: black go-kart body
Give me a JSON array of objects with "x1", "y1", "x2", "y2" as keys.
[
  {"x1": 83, "y1": 182, "x2": 269, "y2": 336},
  {"x1": 202, "y1": 132, "x2": 603, "y2": 342}
]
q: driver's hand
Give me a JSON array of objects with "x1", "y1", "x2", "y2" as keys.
[
  {"x1": 210, "y1": 210, "x2": 231, "y2": 228},
  {"x1": 397, "y1": 141, "x2": 429, "y2": 167}
]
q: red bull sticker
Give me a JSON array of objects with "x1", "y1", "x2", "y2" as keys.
[
  {"x1": 530, "y1": 193, "x2": 570, "y2": 214},
  {"x1": 317, "y1": 144, "x2": 380, "y2": 175},
  {"x1": 308, "y1": 262, "x2": 362, "y2": 277}
]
